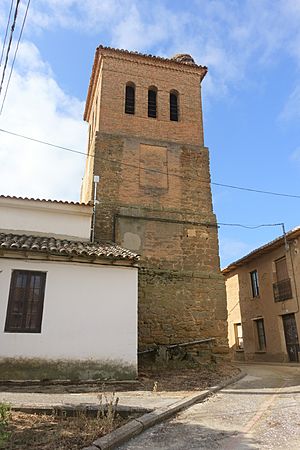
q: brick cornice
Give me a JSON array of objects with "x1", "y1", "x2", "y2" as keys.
[{"x1": 84, "y1": 45, "x2": 207, "y2": 122}]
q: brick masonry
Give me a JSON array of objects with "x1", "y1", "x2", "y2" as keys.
[{"x1": 81, "y1": 48, "x2": 228, "y2": 354}]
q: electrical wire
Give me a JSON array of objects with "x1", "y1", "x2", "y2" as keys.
[
  {"x1": 0, "y1": 0, "x2": 14, "y2": 67},
  {"x1": 0, "y1": 0, "x2": 20, "y2": 96},
  {"x1": 1, "y1": 127, "x2": 299, "y2": 201},
  {"x1": 0, "y1": 0, "x2": 31, "y2": 116}
]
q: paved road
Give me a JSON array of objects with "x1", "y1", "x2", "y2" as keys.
[{"x1": 119, "y1": 364, "x2": 300, "y2": 449}]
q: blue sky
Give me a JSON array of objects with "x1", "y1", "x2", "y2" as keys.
[{"x1": 0, "y1": 0, "x2": 300, "y2": 267}]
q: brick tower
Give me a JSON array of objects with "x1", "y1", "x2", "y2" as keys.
[{"x1": 81, "y1": 46, "x2": 228, "y2": 355}]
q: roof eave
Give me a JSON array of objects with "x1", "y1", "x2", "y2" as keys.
[{"x1": 222, "y1": 226, "x2": 300, "y2": 275}]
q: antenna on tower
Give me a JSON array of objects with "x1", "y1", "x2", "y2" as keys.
[{"x1": 91, "y1": 175, "x2": 100, "y2": 243}]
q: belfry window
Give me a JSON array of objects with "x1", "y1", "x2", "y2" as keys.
[
  {"x1": 170, "y1": 91, "x2": 179, "y2": 121},
  {"x1": 125, "y1": 83, "x2": 135, "y2": 114},
  {"x1": 148, "y1": 87, "x2": 157, "y2": 118}
]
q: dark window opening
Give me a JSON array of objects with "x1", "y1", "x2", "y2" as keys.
[
  {"x1": 170, "y1": 92, "x2": 178, "y2": 121},
  {"x1": 125, "y1": 84, "x2": 135, "y2": 114},
  {"x1": 148, "y1": 88, "x2": 157, "y2": 118},
  {"x1": 250, "y1": 270, "x2": 259, "y2": 297},
  {"x1": 255, "y1": 318, "x2": 266, "y2": 351},
  {"x1": 5, "y1": 270, "x2": 46, "y2": 333}
]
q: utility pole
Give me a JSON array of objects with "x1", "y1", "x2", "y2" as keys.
[
  {"x1": 281, "y1": 222, "x2": 289, "y2": 252},
  {"x1": 91, "y1": 175, "x2": 100, "y2": 243}
]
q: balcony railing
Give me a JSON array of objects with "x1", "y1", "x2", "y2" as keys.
[{"x1": 273, "y1": 278, "x2": 293, "y2": 302}]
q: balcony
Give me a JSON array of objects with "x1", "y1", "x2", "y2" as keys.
[{"x1": 273, "y1": 278, "x2": 293, "y2": 302}]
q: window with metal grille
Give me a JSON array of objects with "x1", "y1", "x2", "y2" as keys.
[
  {"x1": 5, "y1": 270, "x2": 46, "y2": 333},
  {"x1": 148, "y1": 88, "x2": 157, "y2": 118},
  {"x1": 170, "y1": 91, "x2": 179, "y2": 121},
  {"x1": 255, "y1": 318, "x2": 266, "y2": 351},
  {"x1": 250, "y1": 270, "x2": 259, "y2": 297},
  {"x1": 273, "y1": 256, "x2": 292, "y2": 302},
  {"x1": 125, "y1": 83, "x2": 135, "y2": 114}
]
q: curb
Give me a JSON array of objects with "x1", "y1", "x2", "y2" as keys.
[
  {"x1": 83, "y1": 370, "x2": 246, "y2": 450},
  {"x1": 10, "y1": 404, "x2": 151, "y2": 418}
]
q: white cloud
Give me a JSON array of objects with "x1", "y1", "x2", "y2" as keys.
[
  {"x1": 280, "y1": 85, "x2": 300, "y2": 122},
  {"x1": 0, "y1": 41, "x2": 87, "y2": 201},
  {"x1": 6, "y1": 0, "x2": 299, "y2": 103}
]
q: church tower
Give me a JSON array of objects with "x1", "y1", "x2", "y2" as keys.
[{"x1": 81, "y1": 46, "x2": 228, "y2": 355}]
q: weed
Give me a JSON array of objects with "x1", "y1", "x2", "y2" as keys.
[
  {"x1": 0, "y1": 403, "x2": 11, "y2": 446},
  {"x1": 97, "y1": 391, "x2": 119, "y2": 432}
]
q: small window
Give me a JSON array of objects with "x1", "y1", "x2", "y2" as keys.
[
  {"x1": 255, "y1": 318, "x2": 266, "y2": 351},
  {"x1": 250, "y1": 270, "x2": 259, "y2": 297},
  {"x1": 170, "y1": 91, "x2": 179, "y2": 121},
  {"x1": 234, "y1": 323, "x2": 244, "y2": 350},
  {"x1": 5, "y1": 270, "x2": 46, "y2": 333},
  {"x1": 148, "y1": 87, "x2": 157, "y2": 118},
  {"x1": 125, "y1": 83, "x2": 135, "y2": 114}
]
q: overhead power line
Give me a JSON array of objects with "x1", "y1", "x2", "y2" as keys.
[
  {"x1": 0, "y1": 126, "x2": 300, "y2": 200},
  {"x1": 0, "y1": 0, "x2": 31, "y2": 115},
  {"x1": 0, "y1": 0, "x2": 14, "y2": 67},
  {"x1": 0, "y1": 0, "x2": 20, "y2": 96}
]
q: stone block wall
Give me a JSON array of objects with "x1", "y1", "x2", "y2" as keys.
[{"x1": 91, "y1": 131, "x2": 228, "y2": 354}]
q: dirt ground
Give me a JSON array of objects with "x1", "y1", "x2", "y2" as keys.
[
  {"x1": 2, "y1": 411, "x2": 127, "y2": 450},
  {"x1": 138, "y1": 362, "x2": 239, "y2": 392},
  {"x1": 0, "y1": 363, "x2": 239, "y2": 449}
]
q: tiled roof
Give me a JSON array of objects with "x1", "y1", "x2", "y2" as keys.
[
  {"x1": 97, "y1": 45, "x2": 206, "y2": 69},
  {"x1": 0, "y1": 195, "x2": 91, "y2": 206},
  {"x1": 0, "y1": 233, "x2": 139, "y2": 263},
  {"x1": 222, "y1": 226, "x2": 300, "y2": 274}
]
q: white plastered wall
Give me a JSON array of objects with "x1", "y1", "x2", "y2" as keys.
[
  {"x1": 0, "y1": 258, "x2": 137, "y2": 367},
  {"x1": 0, "y1": 198, "x2": 92, "y2": 240}
]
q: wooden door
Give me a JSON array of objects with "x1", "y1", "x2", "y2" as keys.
[{"x1": 282, "y1": 314, "x2": 299, "y2": 362}]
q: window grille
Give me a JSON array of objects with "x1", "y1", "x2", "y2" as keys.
[
  {"x1": 148, "y1": 88, "x2": 157, "y2": 118},
  {"x1": 170, "y1": 92, "x2": 179, "y2": 121},
  {"x1": 125, "y1": 84, "x2": 135, "y2": 114}
]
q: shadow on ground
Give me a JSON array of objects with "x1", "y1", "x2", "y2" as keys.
[{"x1": 119, "y1": 420, "x2": 260, "y2": 449}]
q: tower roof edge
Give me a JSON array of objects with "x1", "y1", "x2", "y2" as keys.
[{"x1": 83, "y1": 45, "x2": 207, "y2": 121}]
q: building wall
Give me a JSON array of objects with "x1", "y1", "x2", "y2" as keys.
[
  {"x1": 98, "y1": 56, "x2": 204, "y2": 146},
  {"x1": 226, "y1": 241, "x2": 300, "y2": 362},
  {"x1": 81, "y1": 51, "x2": 228, "y2": 354},
  {"x1": 0, "y1": 258, "x2": 138, "y2": 380},
  {"x1": 0, "y1": 197, "x2": 92, "y2": 241}
]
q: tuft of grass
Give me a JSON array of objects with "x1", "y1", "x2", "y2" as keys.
[
  {"x1": 0, "y1": 403, "x2": 11, "y2": 447},
  {"x1": 97, "y1": 391, "x2": 120, "y2": 433},
  {"x1": 4, "y1": 391, "x2": 124, "y2": 449}
]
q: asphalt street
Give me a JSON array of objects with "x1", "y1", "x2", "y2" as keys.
[{"x1": 119, "y1": 364, "x2": 300, "y2": 449}]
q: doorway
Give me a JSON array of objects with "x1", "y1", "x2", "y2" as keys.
[{"x1": 282, "y1": 313, "x2": 299, "y2": 362}]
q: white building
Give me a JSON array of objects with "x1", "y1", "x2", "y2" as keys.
[{"x1": 0, "y1": 196, "x2": 138, "y2": 381}]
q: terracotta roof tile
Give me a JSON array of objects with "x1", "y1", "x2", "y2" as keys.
[
  {"x1": 97, "y1": 45, "x2": 206, "y2": 69},
  {"x1": 0, "y1": 233, "x2": 139, "y2": 262},
  {"x1": 0, "y1": 195, "x2": 91, "y2": 206}
]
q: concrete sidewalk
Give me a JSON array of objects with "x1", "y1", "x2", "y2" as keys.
[{"x1": 0, "y1": 389, "x2": 194, "y2": 413}]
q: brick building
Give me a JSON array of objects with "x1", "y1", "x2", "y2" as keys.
[{"x1": 81, "y1": 46, "x2": 228, "y2": 354}]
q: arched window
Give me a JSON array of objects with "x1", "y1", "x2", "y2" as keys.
[
  {"x1": 148, "y1": 87, "x2": 157, "y2": 118},
  {"x1": 170, "y1": 91, "x2": 179, "y2": 121},
  {"x1": 125, "y1": 83, "x2": 135, "y2": 114}
]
